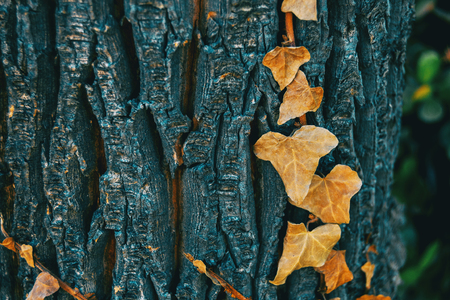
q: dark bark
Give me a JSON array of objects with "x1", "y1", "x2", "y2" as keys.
[{"x1": 0, "y1": 0, "x2": 413, "y2": 299}]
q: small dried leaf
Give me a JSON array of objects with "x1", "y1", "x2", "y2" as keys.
[
  {"x1": 298, "y1": 165, "x2": 362, "y2": 224},
  {"x1": 1, "y1": 237, "x2": 17, "y2": 252},
  {"x1": 315, "y1": 250, "x2": 353, "y2": 293},
  {"x1": 26, "y1": 272, "x2": 60, "y2": 300},
  {"x1": 20, "y1": 244, "x2": 35, "y2": 268},
  {"x1": 270, "y1": 222, "x2": 341, "y2": 285},
  {"x1": 193, "y1": 259, "x2": 207, "y2": 274},
  {"x1": 367, "y1": 245, "x2": 378, "y2": 255},
  {"x1": 278, "y1": 70, "x2": 323, "y2": 125},
  {"x1": 361, "y1": 261, "x2": 375, "y2": 290},
  {"x1": 254, "y1": 126, "x2": 338, "y2": 206},
  {"x1": 330, "y1": 298, "x2": 341, "y2": 300},
  {"x1": 262, "y1": 46, "x2": 310, "y2": 90},
  {"x1": 356, "y1": 295, "x2": 391, "y2": 300},
  {"x1": 281, "y1": 0, "x2": 318, "y2": 21}
]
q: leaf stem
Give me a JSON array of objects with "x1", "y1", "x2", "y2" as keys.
[{"x1": 285, "y1": 12, "x2": 296, "y2": 47}]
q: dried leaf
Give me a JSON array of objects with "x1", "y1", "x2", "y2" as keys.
[
  {"x1": 281, "y1": 0, "x2": 318, "y2": 21},
  {"x1": 361, "y1": 261, "x2": 375, "y2": 290},
  {"x1": 315, "y1": 250, "x2": 353, "y2": 293},
  {"x1": 254, "y1": 126, "x2": 338, "y2": 206},
  {"x1": 26, "y1": 272, "x2": 60, "y2": 300},
  {"x1": 262, "y1": 46, "x2": 310, "y2": 90},
  {"x1": 298, "y1": 165, "x2": 362, "y2": 224},
  {"x1": 1, "y1": 237, "x2": 17, "y2": 252},
  {"x1": 278, "y1": 70, "x2": 323, "y2": 125},
  {"x1": 20, "y1": 244, "x2": 35, "y2": 268},
  {"x1": 367, "y1": 245, "x2": 378, "y2": 255},
  {"x1": 356, "y1": 295, "x2": 391, "y2": 300},
  {"x1": 270, "y1": 222, "x2": 341, "y2": 285}
]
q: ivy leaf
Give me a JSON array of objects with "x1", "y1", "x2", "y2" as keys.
[
  {"x1": 270, "y1": 222, "x2": 341, "y2": 285},
  {"x1": 278, "y1": 70, "x2": 323, "y2": 125},
  {"x1": 315, "y1": 250, "x2": 354, "y2": 293},
  {"x1": 361, "y1": 261, "x2": 375, "y2": 290},
  {"x1": 262, "y1": 46, "x2": 310, "y2": 90},
  {"x1": 281, "y1": 0, "x2": 318, "y2": 21},
  {"x1": 26, "y1": 272, "x2": 60, "y2": 300},
  {"x1": 20, "y1": 244, "x2": 35, "y2": 268},
  {"x1": 1, "y1": 237, "x2": 17, "y2": 252},
  {"x1": 297, "y1": 165, "x2": 362, "y2": 224},
  {"x1": 356, "y1": 296, "x2": 391, "y2": 300},
  {"x1": 254, "y1": 126, "x2": 338, "y2": 206}
]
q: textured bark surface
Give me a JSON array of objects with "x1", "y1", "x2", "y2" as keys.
[{"x1": 0, "y1": 0, "x2": 413, "y2": 299}]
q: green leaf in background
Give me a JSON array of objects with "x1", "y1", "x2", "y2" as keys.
[
  {"x1": 412, "y1": 84, "x2": 432, "y2": 101},
  {"x1": 418, "y1": 99, "x2": 444, "y2": 123},
  {"x1": 417, "y1": 50, "x2": 441, "y2": 84},
  {"x1": 415, "y1": 0, "x2": 436, "y2": 19},
  {"x1": 401, "y1": 240, "x2": 440, "y2": 286}
]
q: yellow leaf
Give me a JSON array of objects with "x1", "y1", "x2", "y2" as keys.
[
  {"x1": 281, "y1": 0, "x2": 318, "y2": 21},
  {"x1": 20, "y1": 244, "x2": 35, "y2": 268},
  {"x1": 315, "y1": 250, "x2": 353, "y2": 293},
  {"x1": 26, "y1": 272, "x2": 59, "y2": 300},
  {"x1": 262, "y1": 46, "x2": 310, "y2": 90},
  {"x1": 298, "y1": 165, "x2": 362, "y2": 224},
  {"x1": 361, "y1": 261, "x2": 375, "y2": 290},
  {"x1": 1, "y1": 237, "x2": 17, "y2": 252},
  {"x1": 356, "y1": 295, "x2": 391, "y2": 300},
  {"x1": 278, "y1": 70, "x2": 323, "y2": 125},
  {"x1": 270, "y1": 222, "x2": 341, "y2": 285},
  {"x1": 412, "y1": 84, "x2": 431, "y2": 101},
  {"x1": 253, "y1": 126, "x2": 338, "y2": 206}
]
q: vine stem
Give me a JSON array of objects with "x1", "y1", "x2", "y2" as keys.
[
  {"x1": 0, "y1": 214, "x2": 88, "y2": 300},
  {"x1": 285, "y1": 12, "x2": 308, "y2": 126}
]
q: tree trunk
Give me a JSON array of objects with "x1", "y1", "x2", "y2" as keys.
[{"x1": 0, "y1": 0, "x2": 413, "y2": 299}]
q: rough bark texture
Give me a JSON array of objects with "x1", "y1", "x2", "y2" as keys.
[{"x1": 0, "y1": 0, "x2": 413, "y2": 299}]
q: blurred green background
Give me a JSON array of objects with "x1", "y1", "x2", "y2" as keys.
[{"x1": 396, "y1": 0, "x2": 450, "y2": 299}]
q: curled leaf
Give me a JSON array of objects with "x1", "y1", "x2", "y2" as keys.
[
  {"x1": 192, "y1": 259, "x2": 221, "y2": 286},
  {"x1": 20, "y1": 244, "x2": 35, "y2": 268},
  {"x1": 298, "y1": 165, "x2": 362, "y2": 224},
  {"x1": 270, "y1": 222, "x2": 341, "y2": 285},
  {"x1": 361, "y1": 261, "x2": 375, "y2": 290},
  {"x1": 278, "y1": 70, "x2": 323, "y2": 125},
  {"x1": 281, "y1": 0, "x2": 318, "y2": 21},
  {"x1": 315, "y1": 250, "x2": 353, "y2": 293},
  {"x1": 262, "y1": 46, "x2": 310, "y2": 90},
  {"x1": 26, "y1": 272, "x2": 60, "y2": 300},
  {"x1": 356, "y1": 296, "x2": 391, "y2": 300},
  {"x1": 254, "y1": 126, "x2": 338, "y2": 206},
  {"x1": 1, "y1": 237, "x2": 17, "y2": 252}
]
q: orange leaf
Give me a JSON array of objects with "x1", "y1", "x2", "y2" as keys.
[
  {"x1": 20, "y1": 244, "x2": 35, "y2": 268},
  {"x1": 278, "y1": 70, "x2": 323, "y2": 125},
  {"x1": 262, "y1": 46, "x2": 310, "y2": 90},
  {"x1": 356, "y1": 295, "x2": 391, "y2": 300},
  {"x1": 254, "y1": 126, "x2": 338, "y2": 206},
  {"x1": 315, "y1": 250, "x2": 353, "y2": 293},
  {"x1": 298, "y1": 165, "x2": 362, "y2": 224},
  {"x1": 361, "y1": 261, "x2": 375, "y2": 290},
  {"x1": 1, "y1": 237, "x2": 17, "y2": 252},
  {"x1": 281, "y1": 0, "x2": 318, "y2": 21},
  {"x1": 26, "y1": 272, "x2": 60, "y2": 300},
  {"x1": 270, "y1": 222, "x2": 341, "y2": 285},
  {"x1": 368, "y1": 245, "x2": 378, "y2": 255}
]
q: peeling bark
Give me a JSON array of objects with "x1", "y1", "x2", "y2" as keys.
[{"x1": 0, "y1": 0, "x2": 412, "y2": 299}]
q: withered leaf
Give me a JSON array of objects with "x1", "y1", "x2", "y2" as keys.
[
  {"x1": 262, "y1": 46, "x2": 310, "y2": 90},
  {"x1": 361, "y1": 261, "x2": 375, "y2": 290},
  {"x1": 20, "y1": 244, "x2": 35, "y2": 268},
  {"x1": 1, "y1": 237, "x2": 17, "y2": 252},
  {"x1": 281, "y1": 0, "x2": 318, "y2": 21},
  {"x1": 254, "y1": 126, "x2": 338, "y2": 206},
  {"x1": 278, "y1": 70, "x2": 323, "y2": 125},
  {"x1": 270, "y1": 222, "x2": 341, "y2": 285},
  {"x1": 315, "y1": 250, "x2": 353, "y2": 293},
  {"x1": 356, "y1": 296, "x2": 391, "y2": 300},
  {"x1": 26, "y1": 272, "x2": 59, "y2": 300},
  {"x1": 298, "y1": 165, "x2": 362, "y2": 224}
]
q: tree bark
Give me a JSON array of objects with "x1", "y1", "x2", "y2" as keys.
[{"x1": 0, "y1": 0, "x2": 413, "y2": 299}]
